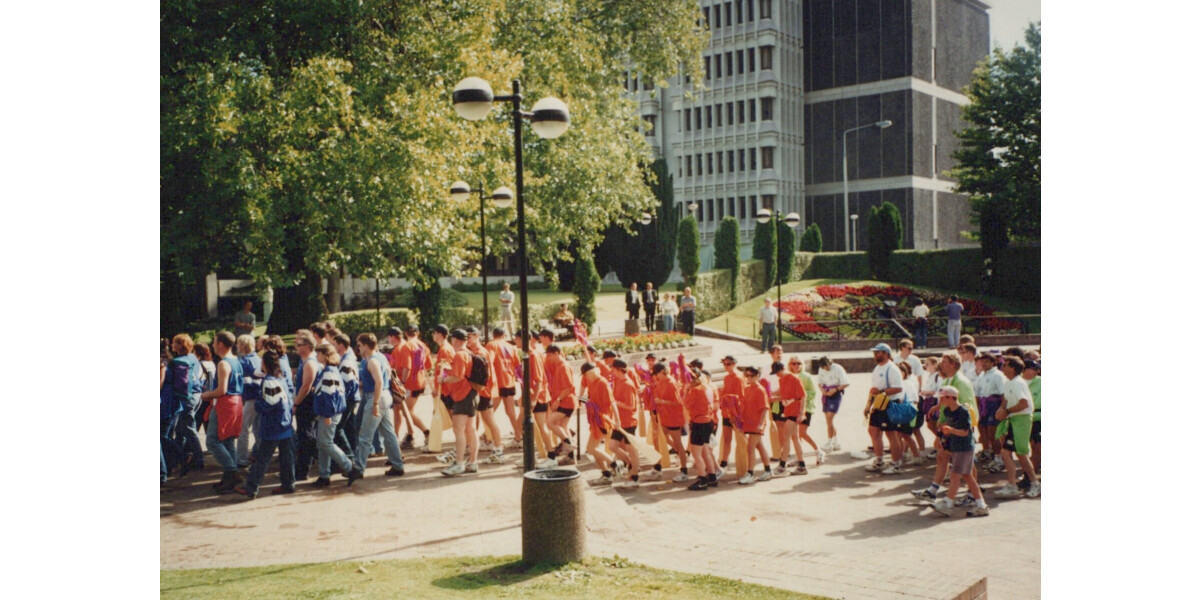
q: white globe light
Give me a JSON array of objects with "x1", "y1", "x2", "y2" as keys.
[
  {"x1": 530, "y1": 96, "x2": 570, "y2": 139},
  {"x1": 784, "y1": 212, "x2": 801, "y2": 228},
  {"x1": 453, "y1": 77, "x2": 494, "y2": 121},
  {"x1": 491, "y1": 186, "x2": 514, "y2": 208},
  {"x1": 449, "y1": 181, "x2": 471, "y2": 202},
  {"x1": 755, "y1": 208, "x2": 772, "y2": 224},
  {"x1": 640, "y1": 212, "x2": 653, "y2": 225}
]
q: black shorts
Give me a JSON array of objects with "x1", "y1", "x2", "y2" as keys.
[
  {"x1": 557, "y1": 407, "x2": 574, "y2": 418},
  {"x1": 771, "y1": 412, "x2": 787, "y2": 423},
  {"x1": 898, "y1": 421, "x2": 914, "y2": 435},
  {"x1": 722, "y1": 417, "x2": 732, "y2": 428},
  {"x1": 1030, "y1": 419, "x2": 1041, "y2": 443},
  {"x1": 477, "y1": 395, "x2": 493, "y2": 411},
  {"x1": 665, "y1": 425, "x2": 683, "y2": 432},
  {"x1": 869, "y1": 410, "x2": 898, "y2": 431},
  {"x1": 532, "y1": 403, "x2": 549, "y2": 414},
  {"x1": 913, "y1": 409, "x2": 926, "y2": 429},
  {"x1": 441, "y1": 395, "x2": 453, "y2": 413},
  {"x1": 800, "y1": 411, "x2": 812, "y2": 426},
  {"x1": 452, "y1": 391, "x2": 478, "y2": 417},
  {"x1": 500, "y1": 387, "x2": 516, "y2": 398},
  {"x1": 689, "y1": 422, "x2": 715, "y2": 446},
  {"x1": 611, "y1": 426, "x2": 636, "y2": 443}
]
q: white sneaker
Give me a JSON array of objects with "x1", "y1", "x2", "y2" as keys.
[
  {"x1": 816, "y1": 450, "x2": 826, "y2": 466},
  {"x1": 485, "y1": 451, "x2": 506, "y2": 464},
  {"x1": 850, "y1": 450, "x2": 873, "y2": 460},
  {"x1": 772, "y1": 464, "x2": 789, "y2": 476},
  {"x1": 911, "y1": 488, "x2": 938, "y2": 501},
  {"x1": 441, "y1": 462, "x2": 465, "y2": 477},
  {"x1": 931, "y1": 497, "x2": 953, "y2": 516},
  {"x1": 594, "y1": 474, "x2": 613, "y2": 485},
  {"x1": 922, "y1": 448, "x2": 938, "y2": 459},
  {"x1": 966, "y1": 504, "x2": 990, "y2": 517},
  {"x1": 737, "y1": 473, "x2": 755, "y2": 485},
  {"x1": 715, "y1": 467, "x2": 727, "y2": 480},
  {"x1": 904, "y1": 455, "x2": 922, "y2": 467},
  {"x1": 955, "y1": 494, "x2": 976, "y2": 508},
  {"x1": 756, "y1": 470, "x2": 773, "y2": 482},
  {"x1": 536, "y1": 458, "x2": 558, "y2": 469},
  {"x1": 479, "y1": 440, "x2": 495, "y2": 452},
  {"x1": 642, "y1": 469, "x2": 662, "y2": 480},
  {"x1": 671, "y1": 472, "x2": 690, "y2": 483},
  {"x1": 994, "y1": 483, "x2": 1022, "y2": 498},
  {"x1": 420, "y1": 443, "x2": 431, "y2": 453},
  {"x1": 881, "y1": 462, "x2": 902, "y2": 475},
  {"x1": 865, "y1": 459, "x2": 885, "y2": 472},
  {"x1": 988, "y1": 458, "x2": 1005, "y2": 473},
  {"x1": 464, "y1": 462, "x2": 478, "y2": 474},
  {"x1": 613, "y1": 461, "x2": 627, "y2": 478},
  {"x1": 831, "y1": 438, "x2": 841, "y2": 451},
  {"x1": 618, "y1": 479, "x2": 640, "y2": 489},
  {"x1": 436, "y1": 451, "x2": 456, "y2": 464}
]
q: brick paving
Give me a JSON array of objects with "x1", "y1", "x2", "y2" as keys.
[{"x1": 161, "y1": 337, "x2": 1039, "y2": 599}]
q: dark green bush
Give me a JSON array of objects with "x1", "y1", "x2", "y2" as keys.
[
  {"x1": 677, "y1": 215, "x2": 700, "y2": 287},
  {"x1": 714, "y1": 217, "x2": 740, "y2": 303},
  {"x1": 752, "y1": 220, "x2": 777, "y2": 289}
]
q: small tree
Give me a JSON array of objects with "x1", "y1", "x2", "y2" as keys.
[
  {"x1": 572, "y1": 252, "x2": 600, "y2": 327},
  {"x1": 799, "y1": 223, "x2": 823, "y2": 253},
  {"x1": 867, "y1": 202, "x2": 903, "y2": 279},
  {"x1": 714, "y1": 217, "x2": 741, "y2": 303},
  {"x1": 776, "y1": 219, "x2": 796, "y2": 285},
  {"x1": 752, "y1": 219, "x2": 777, "y2": 289},
  {"x1": 677, "y1": 214, "x2": 700, "y2": 287},
  {"x1": 413, "y1": 277, "x2": 443, "y2": 335}
]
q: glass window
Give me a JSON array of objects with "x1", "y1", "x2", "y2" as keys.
[
  {"x1": 737, "y1": 50, "x2": 745, "y2": 74},
  {"x1": 760, "y1": 45, "x2": 773, "y2": 70},
  {"x1": 705, "y1": 105, "x2": 713, "y2": 128},
  {"x1": 726, "y1": 3, "x2": 733, "y2": 25},
  {"x1": 739, "y1": 196, "x2": 747, "y2": 219},
  {"x1": 718, "y1": 197, "x2": 724, "y2": 219},
  {"x1": 686, "y1": 156, "x2": 693, "y2": 177},
  {"x1": 748, "y1": 48, "x2": 756, "y2": 72},
  {"x1": 727, "y1": 150, "x2": 735, "y2": 171},
  {"x1": 704, "y1": 56, "x2": 711, "y2": 81},
  {"x1": 643, "y1": 115, "x2": 656, "y2": 136},
  {"x1": 707, "y1": 199, "x2": 714, "y2": 221},
  {"x1": 737, "y1": 1, "x2": 743, "y2": 23},
  {"x1": 717, "y1": 152, "x2": 724, "y2": 174},
  {"x1": 737, "y1": 100, "x2": 745, "y2": 124},
  {"x1": 703, "y1": 7, "x2": 710, "y2": 28},
  {"x1": 749, "y1": 98, "x2": 756, "y2": 122},
  {"x1": 684, "y1": 108, "x2": 692, "y2": 131},
  {"x1": 695, "y1": 108, "x2": 702, "y2": 130},
  {"x1": 750, "y1": 148, "x2": 758, "y2": 170},
  {"x1": 707, "y1": 153, "x2": 714, "y2": 174},
  {"x1": 761, "y1": 97, "x2": 774, "y2": 120},
  {"x1": 727, "y1": 102, "x2": 734, "y2": 123},
  {"x1": 696, "y1": 154, "x2": 702, "y2": 176},
  {"x1": 762, "y1": 146, "x2": 774, "y2": 169},
  {"x1": 760, "y1": 0, "x2": 771, "y2": 20},
  {"x1": 739, "y1": 149, "x2": 746, "y2": 171},
  {"x1": 748, "y1": 0, "x2": 754, "y2": 21},
  {"x1": 762, "y1": 194, "x2": 775, "y2": 210},
  {"x1": 715, "y1": 55, "x2": 722, "y2": 78},
  {"x1": 726, "y1": 52, "x2": 734, "y2": 76},
  {"x1": 716, "y1": 105, "x2": 722, "y2": 127},
  {"x1": 714, "y1": 4, "x2": 721, "y2": 28}
]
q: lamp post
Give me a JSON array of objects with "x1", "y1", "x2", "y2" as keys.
[
  {"x1": 841, "y1": 120, "x2": 892, "y2": 251},
  {"x1": 850, "y1": 214, "x2": 859, "y2": 252},
  {"x1": 756, "y1": 208, "x2": 801, "y2": 330},
  {"x1": 453, "y1": 77, "x2": 569, "y2": 473},
  {"x1": 450, "y1": 181, "x2": 514, "y2": 334}
]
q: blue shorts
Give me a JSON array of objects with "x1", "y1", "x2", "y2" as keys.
[
  {"x1": 822, "y1": 391, "x2": 843, "y2": 414},
  {"x1": 980, "y1": 396, "x2": 1004, "y2": 427}
]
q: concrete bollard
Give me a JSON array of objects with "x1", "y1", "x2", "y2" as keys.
[{"x1": 521, "y1": 468, "x2": 586, "y2": 565}]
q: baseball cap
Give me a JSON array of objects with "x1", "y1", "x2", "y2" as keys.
[
  {"x1": 386, "y1": 326, "x2": 403, "y2": 337},
  {"x1": 433, "y1": 324, "x2": 450, "y2": 337},
  {"x1": 1023, "y1": 360, "x2": 1040, "y2": 371},
  {"x1": 870, "y1": 343, "x2": 892, "y2": 354},
  {"x1": 602, "y1": 350, "x2": 618, "y2": 359},
  {"x1": 580, "y1": 363, "x2": 596, "y2": 374},
  {"x1": 645, "y1": 353, "x2": 657, "y2": 360},
  {"x1": 742, "y1": 365, "x2": 761, "y2": 376},
  {"x1": 722, "y1": 355, "x2": 737, "y2": 364},
  {"x1": 612, "y1": 359, "x2": 628, "y2": 369},
  {"x1": 465, "y1": 326, "x2": 480, "y2": 335},
  {"x1": 937, "y1": 385, "x2": 959, "y2": 397},
  {"x1": 449, "y1": 329, "x2": 468, "y2": 341},
  {"x1": 688, "y1": 359, "x2": 704, "y2": 368}
]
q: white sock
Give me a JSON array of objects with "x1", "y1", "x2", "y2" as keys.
[{"x1": 975, "y1": 497, "x2": 987, "y2": 508}]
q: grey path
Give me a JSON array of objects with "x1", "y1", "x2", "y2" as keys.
[{"x1": 161, "y1": 337, "x2": 1040, "y2": 599}]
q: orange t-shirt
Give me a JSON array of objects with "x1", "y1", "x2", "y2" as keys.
[
  {"x1": 487, "y1": 339, "x2": 519, "y2": 391},
  {"x1": 395, "y1": 338, "x2": 433, "y2": 391},
  {"x1": 584, "y1": 376, "x2": 615, "y2": 431},
  {"x1": 613, "y1": 371, "x2": 639, "y2": 429},
  {"x1": 528, "y1": 348, "x2": 549, "y2": 404},
  {"x1": 445, "y1": 349, "x2": 474, "y2": 402},
  {"x1": 467, "y1": 342, "x2": 497, "y2": 399},
  {"x1": 778, "y1": 371, "x2": 806, "y2": 417},
  {"x1": 434, "y1": 343, "x2": 454, "y2": 395},
  {"x1": 654, "y1": 376, "x2": 685, "y2": 428},
  {"x1": 684, "y1": 385, "x2": 714, "y2": 424},
  {"x1": 741, "y1": 381, "x2": 769, "y2": 434},
  {"x1": 546, "y1": 354, "x2": 577, "y2": 410},
  {"x1": 720, "y1": 370, "x2": 746, "y2": 418}
]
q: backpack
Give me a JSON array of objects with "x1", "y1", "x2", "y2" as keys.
[
  {"x1": 467, "y1": 352, "x2": 489, "y2": 392},
  {"x1": 881, "y1": 366, "x2": 916, "y2": 425}
]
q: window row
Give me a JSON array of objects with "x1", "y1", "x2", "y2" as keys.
[
  {"x1": 680, "y1": 193, "x2": 778, "y2": 224},
  {"x1": 682, "y1": 97, "x2": 774, "y2": 132},
  {"x1": 703, "y1": 45, "x2": 774, "y2": 80},
  {"x1": 680, "y1": 146, "x2": 776, "y2": 178},
  {"x1": 702, "y1": 0, "x2": 773, "y2": 30}
]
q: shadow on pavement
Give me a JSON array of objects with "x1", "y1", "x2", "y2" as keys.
[{"x1": 826, "y1": 506, "x2": 944, "y2": 540}]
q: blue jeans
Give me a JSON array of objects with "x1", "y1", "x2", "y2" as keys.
[
  {"x1": 335, "y1": 399, "x2": 358, "y2": 455},
  {"x1": 317, "y1": 413, "x2": 354, "y2": 478},
  {"x1": 947, "y1": 319, "x2": 962, "y2": 348},
  {"x1": 243, "y1": 436, "x2": 295, "y2": 495},
  {"x1": 761, "y1": 322, "x2": 777, "y2": 352},
  {"x1": 914, "y1": 319, "x2": 928, "y2": 348},
  {"x1": 161, "y1": 413, "x2": 183, "y2": 477},
  {"x1": 354, "y1": 393, "x2": 405, "y2": 471},
  {"x1": 161, "y1": 444, "x2": 168, "y2": 483},
  {"x1": 236, "y1": 399, "x2": 259, "y2": 466},
  {"x1": 175, "y1": 396, "x2": 204, "y2": 467},
  {"x1": 662, "y1": 315, "x2": 676, "y2": 333},
  {"x1": 206, "y1": 406, "x2": 239, "y2": 472}
]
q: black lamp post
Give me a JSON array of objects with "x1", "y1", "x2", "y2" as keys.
[
  {"x1": 755, "y1": 208, "x2": 801, "y2": 331},
  {"x1": 453, "y1": 77, "x2": 569, "y2": 473},
  {"x1": 450, "y1": 181, "x2": 514, "y2": 335}
]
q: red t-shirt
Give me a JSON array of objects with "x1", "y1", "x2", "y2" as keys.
[
  {"x1": 684, "y1": 385, "x2": 714, "y2": 424},
  {"x1": 585, "y1": 376, "x2": 616, "y2": 432},
  {"x1": 528, "y1": 348, "x2": 549, "y2": 404},
  {"x1": 546, "y1": 354, "x2": 577, "y2": 410},
  {"x1": 778, "y1": 371, "x2": 806, "y2": 417},
  {"x1": 487, "y1": 340, "x2": 519, "y2": 390},
  {"x1": 613, "y1": 371, "x2": 639, "y2": 429},
  {"x1": 720, "y1": 370, "x2": 746, "y2": 418},
  {"x1": 741, "y1": 381, "x2": 769, "y2": 434},
  {"x1": 395, "y1": 338, "x2": 433, "y2": 391},
  {"x1": 446, "y1": 349, "x2": 473, "y2": 402},
  {"x1": 468, "y1": 342, "x2": 497, "y2": 398},
  {"x1": 654, "y1": 376, "x2": 685, "y2": 428}
]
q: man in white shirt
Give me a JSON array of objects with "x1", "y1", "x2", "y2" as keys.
[
  {"x1": 816, "y1": 357, "x2": 850, "y2": 451},
  {"x1": 911, "y1": 298, "x2": 929, "y2": 348},
  {"x1": 862, "y1": 344, "x2": 905, "y2": 474},
  {"x1": 994, "y1": 357, "x2": 1040, "y2": 498},
  {"x1": 897, "y1": 339, "x2": 923, "y2": 390},
  {"x1": 497, "y1": 282, "x2": 515, "y2": 334},
  {"x1": 973, "y1": 353, "x2": 1007, "y2": 472},
  {"x1": 757, "y1": 298, "x2": 779, "y2": 353}
]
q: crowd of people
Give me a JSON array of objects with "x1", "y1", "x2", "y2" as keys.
[{"x1": 160, "y1": 321, "x2": 1041, "y2": 516}]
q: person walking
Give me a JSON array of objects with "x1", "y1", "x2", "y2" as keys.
[
  {"x1": 757, "y1": 298, "x2": 778, "y2": 353},
  {"x1": 678, "y1": 287, "x2": 697, "y2": 335},
  {"x1": 169, "y1": 334, "x2": 206, "y2": 477},
  {"x1": 438, "y1": 329, "x2": 480, "y2": 476},
  {"x1": 233, "y1": 351, "x2": 296, "y2": 499},
  {"x1": 311, "y1": 343, "x2": 362, "y2": 487},
  {"x1": 352, "y1": 333, "x2": 407, "y2": 478},
  {"x1": 659, "y1": 293, "x2": 678, "y2": 333},
  {"x1": 945, "y1": 296, "x2": 965, "y2": 348},
  {"x1": 235, "y1": 335, "x2": 263, "y2": 468},
  {"x1": 862, "y1": 343, "x2": 905, "y2": 475},
  {"x1": 817, "y1": 357, "x2": 850, "y2": 452},
  {"x1": 642, "y1": 282, "x2": 658, "y2": 331},
  {"x1": 199, "y1": 331, "x2": 245, "y2": 493},
  {"x1": 290, "y1": 332, "x2": 321, "y2": 481},
  {"x1": 625, "y1": 282, "x2": 641, "y2": 322},
  {"x1": 911, "y1": 298, "x2": 929, "y2": 349}
]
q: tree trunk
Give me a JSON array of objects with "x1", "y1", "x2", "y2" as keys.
[
  {"x1": 325, "y1": 265, "x2": 343, "y2": 314},
  {"x1": 266, "y1": 269, "x2": 327, "y2": 334}
]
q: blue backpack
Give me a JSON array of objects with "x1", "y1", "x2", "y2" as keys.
[{"x1": 884, "y1": 368, "x2": 917, "y2": 425}]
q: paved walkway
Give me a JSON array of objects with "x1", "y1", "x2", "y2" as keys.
[{"x1": 161, "y1": 337, "x2": 1040, "y2": 599}]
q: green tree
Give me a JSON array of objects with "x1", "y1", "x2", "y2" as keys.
[
  {"x1": 413, "y1": 276, "x2": 444, "y2": 335},
  {"x1": 867, "y1": 202, "x2": 903, "y2": 279},
  {"x1": 951, "y1": 22, "x2": 1041, "y2": 248},
  {"x1": 676, "y1": 215, "x2": 701, "y2": 287},
  {"x1": 799, "y1": 223, "x2": 823, "y2": 253},
  {"x1": 751, "y1": 220, "x2": 777, "y2": 289},
  {"x1": 593, "y1": 159, "x2": 679, "y2": 288},
  {"x1": 572, "y1": 253, "x2": 601, "y2": 327},
  {"x1": 714, "y1": 217, "x2": 740, "y2": 303},
  {"x1": 776, "y1": 219, "x2": 796, "y2": 285}
]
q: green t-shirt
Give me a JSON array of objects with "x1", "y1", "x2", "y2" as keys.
[
  {"x1": 1028, "y1": 376, "x2": 1041, "y2": 421},
  {"x1": 799, "y1": 371, "x2": 818, "y2": 414},
  {"x1": 944, "y1": 372, "x2": 977, "y2": 411}
]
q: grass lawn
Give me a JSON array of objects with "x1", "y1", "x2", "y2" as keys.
[
  {"x1": 699, "y1": 278, "x2": 1042, "y2": 342},
  {"x1": 160, "y1": 555, "x2": 824, "y2": 599}
]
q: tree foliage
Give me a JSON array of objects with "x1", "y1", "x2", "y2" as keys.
[
  {"x1": 752, "y1": 220, "x2": 777, "y2": 288},
  {"x1": 160, "y1": 0, "x2": 708, "y2": 334},
  {"x1": 776, "y1": 219, "x2": 796, "y2": 285},
  {"x1": 593, "y1": 159, "x2": 679, "y2": 288},
  {"x1": 714, "y1": 217, "x2": 740, "y2": 302},
  {"x1": 799, "y1": 223, "x2": 823, "y2": 253},
  {"x1": 676, "y1": 215, "x2": 700, "y2": 287},
  {"x1": 867, "y1": 202, "x2": 903, "y2": 279},
  {"x1": 413, "y1": 276, "x2": 444, "y2": 335},
  {"x1": 951, "y1": 22, "x2": 1041, "y2": 246},
  {"x1": 572, "y1": 253, "x2": 601, "y2": 327}
]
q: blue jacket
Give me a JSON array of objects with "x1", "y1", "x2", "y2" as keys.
[
  {"x1": 239, "y1": 352, "x2": 264, "y2": 402},
  {"x1": 256, "y1": 375, "x2": 295, "y2": 441},
  {"x1": 313, "y1": 365, "x2": 348, "y2": 418}
]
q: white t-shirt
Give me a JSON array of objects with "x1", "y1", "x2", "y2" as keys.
[
  {"x1": 660, "y1": 300, "x2": 679, "y2": 317},
  {"x1": 901, "y1": 377, "x2": 920, "y2": 406},
  {"x1": 975, "y1": 367, "x2": 1006, "y2": 397},
  {"x1": 1003, "y1": 376, "x2": 1034, "y2": 415},
  {"x1": 912, "y1": 304, "x2": 929, "y2": 319},
  {"x1": 499, "y1": 290, "x2": 514, "y2": 306},
  {"x1": 961, "y1": 360, "x2": 978, "y2": 383},
  {"x1": 818, "y1": 363, "x2": 850, "y2": 389},
  {"x1": 920, "y1": 371, "x2": 942, "y2": 396},
  {"x1": 901, "y1": 354, "x2": 922, "y2": 380},
  {"x1": 758, "y1": 306, "x2": 778, "y2": 324},
  {"x1": 870, "y1": 361, "x2": 905, "y2": 402}
]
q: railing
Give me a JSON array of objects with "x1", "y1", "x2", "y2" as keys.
[{"x1": 720, "y1": 314, "x2": 1043, "y2": 341}]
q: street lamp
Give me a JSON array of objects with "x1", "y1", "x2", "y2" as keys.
[
  {"x1": 841, "y1": 120, "x2": 892, "y2": 250},
  {"x1": 850, "y1": 214, "x2": 859, "y2": 252},
  {"x1": 755, "y1": 208, "x2": 800, "y2": 331},
  {"x1": 453, "y1": 77, "x2": 569, "y2": 474},
  {"x1": 449, "y1": 181, "x2": 513, "y2": 334}
]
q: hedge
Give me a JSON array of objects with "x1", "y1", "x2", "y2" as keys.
[{"x1": 331, "y1": 302, "x2": 568, "y2": 340}]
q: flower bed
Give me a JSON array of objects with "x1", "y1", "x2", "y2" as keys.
[
  {"x1": 777, "y1": 284, "x2": 1026, "y2": 340},
  {"x1": 562, "y1": 332, "x2": 697, "y2": 359}
]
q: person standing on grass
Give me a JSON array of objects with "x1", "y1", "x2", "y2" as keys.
[
  {"x1": 439, "y1": 329, "x2": 479, "y2": 477},
  {"x1": 945, "y1": 296, "x2": 965, "y2": 348},
  {"x1": 626, "y1": 282, "x2": 641, "y2": 321},
  {"x1": 233, "y1": 300, "x2": 256, "y2": 337},
  {"x1": 234, "y1": 351, "x2": 296, "y2": 499},
  {"x1": 911, "y1": 298, "x2": 929, "y2": 349},
  {"x1": 199, "y1": 331, "x2": 245, "y2": 493},
  {"x1": 497, "y1": 282, "x2": 515, "y2": 334},
  {"x1": 352, "y1": 333, "x2": 407, "y2": 478},
  {"x1": 642, "y1": 281, "x2": 659, "y2": 331},
  {"x1": 817, "y1": 357, "x2": 850, "y2": 452},
  {"x1": 660, "y1": 293, "x2": 678, "y2": 333},
  {"x1": 863, "y1": 343, "x2": 905, "y2": 475},
  {"x1": 679, "y1": 287, "x2": 697, "y2": 335},
  {"x1": 683, "y1": 367, "x2": 718, "y2": 491},
  {"x1": 929, "y1": 386, "x2": 989, "y2": 517},
  {"x1": 235, "y1": 335, "x2": 263, "y2": 468},
  {"x1": 290, "y1": 332, "x2": 321, "y2": 481},
  {"x1": 993, "y1": 357, "x2": 1040, "y2": 498},
  {"x1": 757, "y1": 298, "x2": 779, "y2": 353},
  {"x1": 310, "y1": 343, "x2": 362, "y2": 488},
  {"x1": 737, "y1": 366, "x2": 773, "y2": 485}
]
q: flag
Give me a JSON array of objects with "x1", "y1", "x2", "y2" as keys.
[
  {"x1": 572, "y1": 319, "x2": 590, "y2": 348},
  {"x1": 721, "y1": 394, "x2": 744, "y2": 431},
  {"x1": 584, "y1": 399, "x2": 604, "y2": 431},
  {"x1": 677, "y1": 353, "x2": 693, "y2": 384}
]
